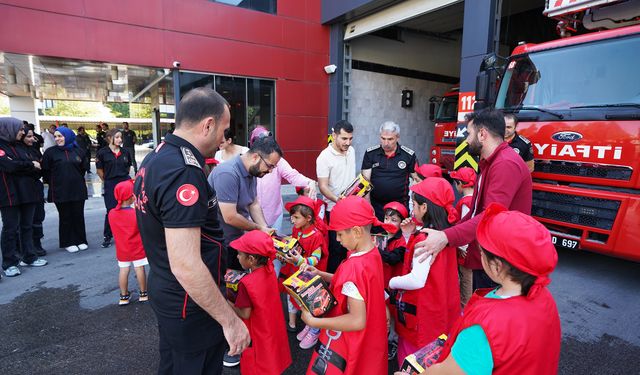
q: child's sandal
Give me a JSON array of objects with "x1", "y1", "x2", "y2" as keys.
[
  {"x1": 139, "y1": 290, "x2": 149, "y2": 303},
  {"x1": 119, "y1": 292, "x2": 131, "y2": 306}
]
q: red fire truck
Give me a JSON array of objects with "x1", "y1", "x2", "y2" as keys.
[
  {"x1": 476, "y1": 0, "x2": 640, "y2": 260},
  {"x1": 428, "y1": 87, "x2": 460, "y2": 174}
]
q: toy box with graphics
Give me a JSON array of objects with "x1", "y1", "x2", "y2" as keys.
[
  {"x1": 400, "y1": 334, "x2": 448, "y2": 374},
  {"x1": 283, "y1": 269, "x2": 337, "y2": 317},
  {"x1": 224, "y1": 269, "x2": 247, "y2": 303},
  {"x1": 272, "y1": 234, "x2": 304, "y2": 258},
  {"x1": 340, "y1": 174, "x2": 373, "y2": 198}
]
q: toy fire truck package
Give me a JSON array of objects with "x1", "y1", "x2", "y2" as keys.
[
  {"x1": 283, "y1": 270, "x2": 337, "y2": 317},
  {"x1": 224, "y1": 269, "x2": 247, "y2": 303},
  {"x1": 272, "y1": 234, "x2": 305, "y2": 258},
  {"x1": 400, "y1": 334, "x2": 448, "y2": 374},
  {"x1": 339, "y1": 174, "x2": 373, "y2": 198}
]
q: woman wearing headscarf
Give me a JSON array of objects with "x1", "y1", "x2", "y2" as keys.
[
  {"x1": 0, "y1": 117, "x2": 48, "y2": 277},
  {"x1": 18, "y1": 127, "x2": 47, "y2": 257},
  {"x1": 250, "y1": 126, "x2": 317, "y2": 234},
  {"x1": 42, "y1": 126, "x2": 89, "y2": 253},
  {"x1": 96, "y1": 128, "x2": 132, "y2": 248}
]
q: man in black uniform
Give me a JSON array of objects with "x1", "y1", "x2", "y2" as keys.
[
  {"x1": 134, "y1": 87, "x2": 250, "y2": 375},
  {"x1": 96, "y1": 123, "x2": 107, "y2": 150},
  {"x1": 504, "y1": 113, "x2": 534, "y2": 173},
  {"x1": 121, "y1": 121, "x2": 138, "y2": 173},
  {"x1": 362, "y1": 121, "x2": 417, "y2": 220}
]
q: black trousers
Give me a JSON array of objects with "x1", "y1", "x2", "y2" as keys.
[
  {"x1": 103, "y1": 177, "x2": 129, "y2": 238},
  {"x1": 1, "y1": 203, "x2": 37, "y2": 269},
  {"x1": 156, "y1": 314, "x2": 225, "y2": 375},
  {"x1": 33, "y1": 200, "x2": 45, "y2": 245},
  {"x1": 472, "y1": 269, "x2": 499, "y2": 290},
  {"x1": 55, "y1": 201, "x2": 87, "y2": 248},
  {"x1": 325, "y1": 211, "x2": 348, "y2": 274}
]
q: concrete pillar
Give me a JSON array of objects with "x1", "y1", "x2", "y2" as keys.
[{"x1": 9, "y1": 96, "x2": 38, "y2": 129}]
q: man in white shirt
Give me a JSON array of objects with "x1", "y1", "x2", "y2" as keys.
[
  {"x1": 42, "y1": 124, "x2": 56, "y2": 151},
  {"x1": 316, "y1": 120, "x2": 355, "y2": 272}
]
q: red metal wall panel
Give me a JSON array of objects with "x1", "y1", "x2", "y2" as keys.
[{"x1": 0, "y1": 0, "x2": 329, "y2": 175}]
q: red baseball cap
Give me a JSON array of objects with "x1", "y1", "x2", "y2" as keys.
[
  {"x1": 415, "y1": 163, "x2": 443, "y2": 179},
  {"x1": 410, "y1": 177, "x2": 458, "y2": 224},
  {"x1": 450, "y1": 167, "x2": 477, "y2": 188},
  {"x1": 383, "y1": 202, "x2": 408, "y2": 219},
  {"x1": 477, "y1": 203, "x2": 558, "y2": 298},
  {"x1": 329, "y1": 196, "x2": 397, "y2": 234},
  {"x1": 230, "y1": 230, "x2": 276, "y2": 260},
  {"x1": 284, "y1": 196, "x2": 317, "y2": 214}
]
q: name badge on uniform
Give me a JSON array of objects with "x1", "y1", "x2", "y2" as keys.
[
  {"x1": 372, "y1": 162, "x2": 380, "y2": 169},
  {"x1": 398, "y1": 161, "x2": 407, "y2": 169}
]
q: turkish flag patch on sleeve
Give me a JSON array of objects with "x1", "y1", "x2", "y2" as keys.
[{"x1": 176, "y1": 184, "x2": 199, "y2": 206}]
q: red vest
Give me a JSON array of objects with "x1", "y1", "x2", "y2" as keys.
[
  {"x1": 439, "y1": 288, "x2": 561, "y2": 375},
  {"x1": 392, "y1": 233, "x2": 460, "y2": 348},
  {"x1": 454, "y1": 195, "x2": 473, "y2": 223},
  {"x1": 306, "y1": 249, "x2": 387, "y2": 375},
  {"x1": 108, "y1": 207, "x2": 146, "y2": 262},
  {"x1": 382, "y1": 235, "x2": 407, "y2": 287},
  {"x1": 239, "y1": 266, "x2": 292, "y2": 375}
]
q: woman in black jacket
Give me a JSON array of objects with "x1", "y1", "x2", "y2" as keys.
[
  {"x1": 19, "y1": 127, "x2": 47, "y2": 256},
  {"x1": 42, "y1": 127, "x2": 89, "y2": 253},
  {"x1": 96, "y1": 128, "x2": 132, "y2": 248},
  {"x1": 0, "y1": 118, "x2": 48, "y2": 278}
]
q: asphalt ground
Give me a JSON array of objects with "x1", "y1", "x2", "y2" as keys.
[{"x1": 1, "y1": 177, "x2": 640, "y2": 373}]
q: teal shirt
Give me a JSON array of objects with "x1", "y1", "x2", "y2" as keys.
[{"x1": 450, "y1": 289, "x2": 505, "y2": 374}]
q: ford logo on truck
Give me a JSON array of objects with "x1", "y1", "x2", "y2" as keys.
[{"x1": 551, "y1": 131, "x2": 583, "y2": 142}]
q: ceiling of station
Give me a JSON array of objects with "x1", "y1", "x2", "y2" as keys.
[{"x1": 0, "y1": 53, "x2": 173, "y2": 104}]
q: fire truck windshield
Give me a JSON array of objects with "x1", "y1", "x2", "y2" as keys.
[
  {"x1": 495, "y1": 34, "x2": 640, "y2": 112},
  {"x1": 435, "y1": 96, "x2": 458, "y2": 122}
]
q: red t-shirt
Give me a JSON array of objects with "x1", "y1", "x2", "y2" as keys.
[{"x1": 108, "y1": 207, "x2": 146, "y2": 262}]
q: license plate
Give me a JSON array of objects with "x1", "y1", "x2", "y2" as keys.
[{"x1": 551, "y1": 235, "x2": 579, "y2": 250}]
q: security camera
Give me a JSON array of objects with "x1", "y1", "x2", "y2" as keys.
[
  {"x1": 172, "y1": 61, "x2": 181, "y2": 68},
  {"x1": 324, "y1": 64, "x2": 337, "y2": 74}
]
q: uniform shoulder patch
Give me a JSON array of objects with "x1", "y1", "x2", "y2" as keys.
[
  {"x1": 181, "y1": 146, "x2": 202, "y2": 168},
  {"x1": 400, "y1": 145, "x2": 415, "y2": 155},
  {"x1": 366, "y1": 144, "x2": 381, "y2": 153},
  {"x1": 517, "y1": 134, "x2": 531, "y2": 144}
]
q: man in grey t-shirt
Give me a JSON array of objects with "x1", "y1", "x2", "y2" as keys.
[{"x1": 208, "y1": 136, "x2": 282, "y2": 271}]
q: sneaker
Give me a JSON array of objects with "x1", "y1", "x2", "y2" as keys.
[
  {"x1": 77, "y1": 244, "x2": 88, "y2": 251},
  {"x1": 101, "y1": 237, "x2": 112, "y2": 248},
  {"x1": 299, "y1": 330, "x2": 319, "y2": 349},
  {"x1": 119, "y1": 292, "x2": 130, "y2": 306},
  {"x1": 139, "y1": 290, "x2": 149, "y2": 302},
  {"x1": 66, "y1": 245, "x2": 79, "y2": 253},
  {"x1": 223, "y1": 351, "x2": 240, "y2": 367},
  {"x1": 4, "y1": 266, "x2": 21, "y2": 277},
  {"x1": 19, "y1": 258, "x2": 48, "y2": 267},
  {"x1": 388, "y1": 340, "x2": 398, "y2": 360},
  {"x1": 296, "y1": 325, "x2": 311, "y2": 341}
]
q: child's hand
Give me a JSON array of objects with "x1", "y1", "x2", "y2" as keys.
[
  {"x1": 301, "y1": 310, "x2": 317, "y2": 327},
  {"x1": 276, "y1": 253, "x2": 286, "y2": 263},
  {"x1": 299, "y1": 263, "x2": 318, "y2": 275},
  {"x1": 284, "y1": 250, "x2": 302, "y2": 265},
  {"x1": 400, "y1": 217, "x2": 416, "y2": 235}
]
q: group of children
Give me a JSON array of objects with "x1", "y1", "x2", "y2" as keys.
[{"x1": 107, "y1": 162, "x2": 561, "y2": 374}]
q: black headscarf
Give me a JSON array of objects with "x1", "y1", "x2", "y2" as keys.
[{"x1": 0, "y1": 117, "x2": 24, "y2": 143}]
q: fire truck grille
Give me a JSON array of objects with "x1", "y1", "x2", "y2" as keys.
[
  {"x1": 532, "y1": 191, "x2": 620, "y2": 230},
  {"x1": 535, "y1": 161, "x2": 632, "y2": 181}
]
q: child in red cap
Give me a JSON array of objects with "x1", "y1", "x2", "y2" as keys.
[
  {"x1": 108, "y1": 179, "x2": 148, "y2": 306},
  {"x1": 379, "y1": 201, "x2": 410, "y2": 360},
  {"x1": 424, "y1": 203, "x2": 561, "y2": 375},
  {"x1": 280, "y1": 196, "x2": 329, "y2": 348},
  {"x1": 389, "y1": 177, "x2": 461, "y2": 365},
  {"x1": 301, "y1": 196, "x2": 393, "y2": 375},
  {"x1": 229, "y1": 230, "x2": 292, "y2": 375},
  {"x1": 449, "y1": 166, "x2": 478, "y2": 308},
  {"x1": 414, "y1": 163, "x2": 443, "y2": 181}
]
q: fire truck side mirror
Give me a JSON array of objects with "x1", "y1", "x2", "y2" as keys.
[
  {"x1": 476, "y1": 72, "x2": 489, "y2": 103},
  {"x1": 429, "y1": 102, "x2": 436, "y2": 121}
]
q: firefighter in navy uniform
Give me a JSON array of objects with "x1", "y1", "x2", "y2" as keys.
[
  {"x1": 133, "y1": 87, "x2": 249, "y2": 375},
  {"x1": 362, "y1": 121, "x2": 417, "y2": 221},
  {"x1": 504, "y1": 113, "x2": 534, "y2": 173}
]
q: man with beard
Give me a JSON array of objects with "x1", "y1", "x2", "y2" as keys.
[
  {"x1": 208, "y1": 136, "x2": 281, "y2": 271},
  {"x1": 411, "y1": 109, "x2": 532, "y2": 289},
  {"x1": 362, "y1": 121, "x2": 417, "y2": 221}
]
